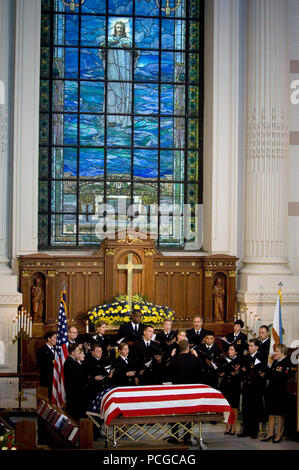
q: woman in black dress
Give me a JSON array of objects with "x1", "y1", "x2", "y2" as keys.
[
  {"x1": 219, "y1": 345, "x2": 242, "y2": 435},
  {"x1": 262, "y1": 343, "x2": 291, "y2": 443}
]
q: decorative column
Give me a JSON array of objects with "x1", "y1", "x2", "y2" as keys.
[
  {"x1": 238, "y1": 0, "x2": 299, "y2": 346},
  {"x1": 0, "y1": 0, "x2": 12, "y2": 275},
  {"x1": 0, "y1": 0, "x2": 22, "y2": 381},
  {"x1": 242, "y1": 0, "x2": 290, "y2": 274}
]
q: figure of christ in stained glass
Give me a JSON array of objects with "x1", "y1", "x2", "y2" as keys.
[{"x1": 99, "y1": 20, "x2": 140, "y2": 127}]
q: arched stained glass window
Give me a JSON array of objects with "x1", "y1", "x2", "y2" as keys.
[{"x1": 39, "y1": 0, "x2": 203, "y2": 248}]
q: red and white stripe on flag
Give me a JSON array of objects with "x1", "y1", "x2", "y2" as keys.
[
  {"x1": 52, "y1": 290, "x2": 69, "y2": 408},
  {"x1": 100, "y1": 384, "x2": 233, "y2": 426}
]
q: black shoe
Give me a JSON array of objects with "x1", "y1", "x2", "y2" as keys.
[
  {"x1": 250, "y1": 434, "x2": 258, "y2": 439},
  {"x1": 273, "y1": 435, "x2": 283, "y2": 443},
  {"x1": 167, "y1": 437, "x2": 179, "y2": 444},
  {"x1": 237, "y1": 432, "x2": 250, "y2": 437},
  {"x1": 261, "y1": 435, "x2": 275, "y2": 442},
  {"x1": 210, "y1": 421, "x2": 217, "y2": 425}
]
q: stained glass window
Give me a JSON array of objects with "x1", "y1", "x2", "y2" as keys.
[{"x1": 39, "y1": 0, "x2": 203, "y2": 248}]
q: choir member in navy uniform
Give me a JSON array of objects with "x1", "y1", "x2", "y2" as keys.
[
  {"x1": 112, "y1": 342, "x2": 140, "y2": 386},
  {"x1": 155, "y1": 318, "x2": 177, "y2": 353},
  {"x1": 90, "y1": 320, "x2": 112, "y2": 363},
  {"x1": 196, "y1": 330, "x2": 223, "y2": 389},
  {"x1": 262, "y1": 344, "x2": 291, "y2": 443},
  {"x1": 219, "y1": 345, "x2": 243, "y2": 435},
  {"x1": 84, "y1": 343, "x2": 113, "y2": 402},
  {"x1": 168, "y1": 339, "x2": 205, "y2": 385},
  {"x1": 64, "y1": 343, "x2": 90, "y2": 420},
  {"x1": 37, "y1": 330, "x2": 57, "y2": 398},
  {"x1": 238, "y1": 338, "x2": 267, "y2": 439},
  {"x1": 132, "y1": 324, "x2": 163, "y2": 384},
  {"x1": 258, "y1": 325, "x2": 271, "y2": 422},
  {"x1": 116, "y1": 310, "x2": 145, "y2": 345},
  {"x1": 221, "y1": 320, "x2": 248, "y2": 355},
  {"x1": 258, "y1": 325, "x2": 270, "y2": 364},
  {"x1": 186, "y1": 316, "x2": 207, "y2": 347}
]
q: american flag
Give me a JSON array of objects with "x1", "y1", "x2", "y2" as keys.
[
  {"x1": 92, "y1": 384, "x2": 233, "y2": 426},
  {"x1": 51, "y1": 290, "x2": 69, "y2": 407}
]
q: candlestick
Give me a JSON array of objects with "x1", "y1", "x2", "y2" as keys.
[
  {"x1": 23, "y1": 313, "x2": 27, "y2": 335},
  {"x1": 86, "y1": 320, "x2": 89, "y2": 333},
  {"x1": 29, "y1": 318, "x2": 32, "y2": 338}
]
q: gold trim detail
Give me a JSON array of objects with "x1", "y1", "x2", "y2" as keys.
[
  {"x1": 22, "y1": 270, "x2": 31, "y2": 278},
  {"x1": 228, "y1": 270, "x2": 236, "y2": 278},
  {"x1": 117, "y1": 235, "x2": 143, "y2": 245},
  {"x1": 144, "y1": 249, "x2": 156, "y2": 256},
  {"x1": 205, "y1": 270, "x2": 213, "y2": 278},
  {"x1": 106, "y1": 249, "x2": 116, "y2": 256},
  {"x1": 47, "y1": 270, "x2": 56, "y2": 278}
]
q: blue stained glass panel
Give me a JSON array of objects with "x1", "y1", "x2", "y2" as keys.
[
  {"x1": 160, "y1": 117, "x2": 185, "y2": 148},
  {"x1": 134, "y1": 0, "x2": 159, "y2": 17},
  {"x1": 135, "y1": 18, "x2": 159, "y2": 49},
  {"x1": 107, "y1": 121, "x2": 132, "y2": 147},
  {"x1": 52, "y1": 147, "x2": 77, "y2": 179},
  {"x1": 134, "y1": 117, "x2": 158, "y2": 147},
  {"x1": 80, "y1": 81, "x2": 104, "y2": 112},
  {"x1": 109, "y1": 0, "x2": 133, "y2": 15},
  {"x1": 160, "y1": 150, "x2": 174, "y2": 179},
  {"x1": 80, "y1": 49, "x2": 104, "y2": 79},
  {"x1": 161, "y1": 85, "x2": 185, "y2": 115},
  {"x1": 54, "y1": 15, "x2": 79, "y2": 46},
  {"x1": 79, "y1": 149, "x2": 105, "y2": 178},
  {"x1": 53, "y1": 48, "x2": 79, "y2": 79},
  {"x1": 134, "y1": 51, "x2": 159, "y2": 82},
  {"x1": 81, "y1": 16, "x2": 106, "y2": 46},
  {"x1": 51, "y1": 180, "x2": 77, "y2": 213},
  {"x1": 80, "y1": 115, "x2": 104, "y2": 146},
  {"x1": 82, "y1": 0, "x2": 106, "y2": 14},
  {"x1": 53, "y1": 114, "x2": 78, "y2": 145},
  {"x1": 134, "y1": 149, "x2": 158, "y2": 179},
  {"x1": 134, "y1": 84, "x2": 159, "y2": 114},
  {"x1": 161, "y1": 19, "x2": 185, "y2": 50},
  {"x1": 107, "y1": 149, "x2": 131, "y2": 178},
  {"x1": 53, "y1": 81, "x2": 78, "y2": 112}
]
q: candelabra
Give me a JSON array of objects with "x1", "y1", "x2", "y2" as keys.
[{"x1": 11, "y1": 307, "x2": 32, "y2": 409}]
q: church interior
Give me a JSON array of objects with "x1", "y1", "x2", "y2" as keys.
[{"x1": 0, "y1": 0, "x2": 299, "y2": 453}]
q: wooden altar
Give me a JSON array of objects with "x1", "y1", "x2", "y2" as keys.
[{"x1": 18, "y1": 235, "x2": 237, "y2": 378}]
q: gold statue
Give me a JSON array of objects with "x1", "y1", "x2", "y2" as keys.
[
  {"x1": 213, "y1": 277, "x2": 225, "y2": 321},
  {"x1": 31, "y1": 278, "x2": 44, "y2": 322}
]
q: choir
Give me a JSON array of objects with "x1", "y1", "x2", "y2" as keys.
[{"x1": 36, "y1": 317, "x2": 293, "y2": 443}]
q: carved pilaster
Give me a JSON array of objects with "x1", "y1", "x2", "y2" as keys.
[{"x1": 242, "y1": 0, "x2": 290, "y2": 274}]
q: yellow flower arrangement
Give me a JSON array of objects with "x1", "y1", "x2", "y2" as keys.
[{"x1": 87, "y1": 294, "x2": 175, "y2": 326}]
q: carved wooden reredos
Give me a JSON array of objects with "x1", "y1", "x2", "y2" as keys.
[{"x1": 19, "y1": 235, "x2": 237, "y2": 337}]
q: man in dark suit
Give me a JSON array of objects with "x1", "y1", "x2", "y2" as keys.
[
  {"x1": 238, "y1": 338, "x2": 267, "y2": 439},
  {"x1": 186, "y1": 316, "x2": 207, "y2": 347},
  {"x1": 116, "y1": 311, "x2": 145, "y2": 345},
  {"x1": 196, "y1": 330, "x2": 223, "y2": 389},
  {"x1": 132, "y1": 325, "x2": 163, "y2": 384},
  {"x1": 37, "y1": 330, "x2": 57, "y2": 398},
  {"x1": 221, "y1": 320, "x2": 248, "y2": 355}
]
